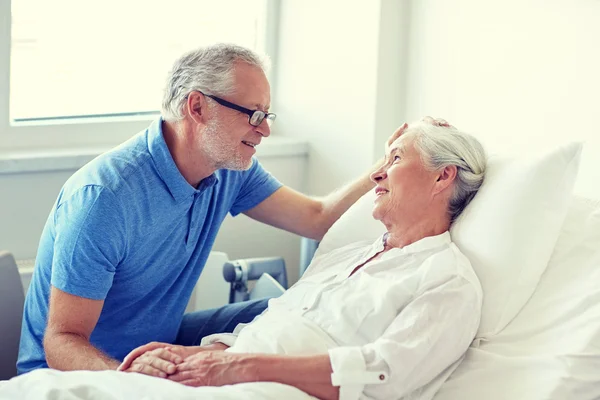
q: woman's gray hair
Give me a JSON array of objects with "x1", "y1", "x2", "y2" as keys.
[
  {"x1": 408, "y1": 122, "x2": 487, "y2": 222},
  {"x1": 161, "y1": 43, "x2": 270, "y2": 121}
]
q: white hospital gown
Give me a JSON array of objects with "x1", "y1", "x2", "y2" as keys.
[{"x1": 203, "y1": 232, "x2": 482, "y2": 400}]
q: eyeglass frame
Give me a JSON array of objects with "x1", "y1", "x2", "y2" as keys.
[{"x1": 198, "y1": 91, "x2": 276, "y2": 127}]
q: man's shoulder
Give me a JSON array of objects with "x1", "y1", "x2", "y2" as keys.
[{"x1": 64, "y1": 132, "x2": 152, "y2": 196}]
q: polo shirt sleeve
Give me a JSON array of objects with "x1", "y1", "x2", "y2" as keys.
[
  {"x1": 230, "y1": 157, "x2": 283, "y2": 216},
  {"x1": 50, "y1": 185, "x2": 127, "y2": 300}
]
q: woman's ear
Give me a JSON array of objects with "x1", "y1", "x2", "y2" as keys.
[{"x1": 434, "y1": 165, "x2": 458, "y2": 195}]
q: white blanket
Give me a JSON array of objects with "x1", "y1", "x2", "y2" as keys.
[
  {"x1": 0, "y1": 313, "x2": 331, "y2": 400},
  {"x1": 0, "y1": 369, "x2": 317, "y2": 400}
]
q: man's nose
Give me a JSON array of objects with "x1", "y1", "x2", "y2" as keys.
[{"x1": 256, "y1": 119, "x2": 271, "y2": 137}]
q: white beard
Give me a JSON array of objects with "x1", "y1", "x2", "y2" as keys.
[{"x1": 202, "y1": 118, "x2": 252, "y2": 171}]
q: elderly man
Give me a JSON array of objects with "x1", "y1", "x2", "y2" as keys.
[
  {"x1": 18, "y1": 43, "x2": 397, "y2": 375},
  {"x1": 2, "y1": 121, "x2": 487, "y2": 400}
]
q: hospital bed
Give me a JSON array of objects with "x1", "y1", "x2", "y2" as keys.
[{"x1": 1, "y1": 141, "x2": 599, "y2": 399}]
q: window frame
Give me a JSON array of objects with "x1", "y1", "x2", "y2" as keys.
[{"x1": 0, "y1": 0, "x2": 280, "y2": 153}]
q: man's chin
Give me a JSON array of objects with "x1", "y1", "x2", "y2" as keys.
[
  {"x1": 219, "y1": 157, "x2": 253, "y2": 171},
  {"x1": 239, "y1": 160, "x2": 253, "y2": 171}
]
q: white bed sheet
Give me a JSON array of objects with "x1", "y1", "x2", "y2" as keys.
[
  {"x1": 0, "y1": 369, "x2": 317, "y2": 400},
  {"x1": 435, "y1": 196, "x2": 600, "y2": 400}
]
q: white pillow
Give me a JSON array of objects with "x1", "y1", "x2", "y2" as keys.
[
  {"x1": 451, "y1": 142, "x2": 581, "y2": 337},
  {"x1": 316, "y1": 142, "x2": 583, "y2": 338},
  {"x1": 434, "y1": 196, "x2": 600, "y2": 400},
  {"x1": 313, "y1": 189, "x2": 384, "y2": 259}
]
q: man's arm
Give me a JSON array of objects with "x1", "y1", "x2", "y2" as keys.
[
  {"x1": 244, "y1": 166, "x2": 379, "y2": 241},
  {"x1": 43, "y1": 286, "x2": 120, "y2": 370},
  {"x1": 42, "y1": 186, "x2": 127, "y2": 371},
  {"x1": 244, "y1": 123, "x2": 410, "y2": 241},
  {"x1": 45, "y1": 287, "x2": 187, "y2": 377}
]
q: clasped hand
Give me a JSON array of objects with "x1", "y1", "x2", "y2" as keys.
[{"x1": 117, "y1": 341, "x2": 247, "y2": 387}]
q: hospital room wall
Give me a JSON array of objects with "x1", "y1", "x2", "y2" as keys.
[
  {"x1": 275, "y1": 0, "x2": 600, "y2": 200},
  {"x1": 403, "y1": 0, "x2": 600, "y2": 199},
  {"x1": 0, "y1": 153, "x2": 307, "y2": 285},
  {"x1": 273, "y1": 0, "x2": 410, "y2": 196}
]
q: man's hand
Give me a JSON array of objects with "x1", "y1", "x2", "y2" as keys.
[
  {"x1": 422, "y1": 116, "x2": 456, "y2": 129},
  {"x1": 168, "y1": 351, "x2": 253, "y2": 387},
  {"x1": 118, "y1": 342, "x2": 183, "y2": 378},
  {"x1": 118, "y1": 341, "x2": 230, "y2": 378},
  {"x1": 385, "y1": 122, "x2": 409, "y2": 154},
  {"x1": 370, "y1": 122, "x2": 409, "y2": 174},
  {"x1": 382, "y1": 116, "x2": 455, "y2": 156}
]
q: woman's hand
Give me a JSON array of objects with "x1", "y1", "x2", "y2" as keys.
[{"x1": 168, "y1": 351, "x2": 252, "y2": 387}]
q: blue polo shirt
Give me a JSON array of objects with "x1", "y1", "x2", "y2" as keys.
[{"x1": 17, "y1": 118, "x2": 282, "y2": 374}]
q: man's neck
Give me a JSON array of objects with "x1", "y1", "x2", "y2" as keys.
[{"x1": 162, "y1": 120, "x2": 216, "y2": 188}]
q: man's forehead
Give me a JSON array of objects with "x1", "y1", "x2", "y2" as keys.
[
  {"x1": 233, "y1": 63, "x2": 271, "y2": 110},
  {"x1": 234, "y1": 87, "x2": 271, "y2": 111}
]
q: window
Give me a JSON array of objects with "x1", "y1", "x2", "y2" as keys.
[{"x1": 9, "y1": 0, "x2": 271, "y2": 122}]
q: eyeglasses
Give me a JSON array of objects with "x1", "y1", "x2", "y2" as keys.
[{"x1": 199, "y1": 91, "x2": 276, "y2": 127}]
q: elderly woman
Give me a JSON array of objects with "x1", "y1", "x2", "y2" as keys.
[{"x1": 0, "y1": 121, "x2": 486, "y2": 400}]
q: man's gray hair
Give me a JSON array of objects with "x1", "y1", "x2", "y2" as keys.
[
  {"x1": 408, "y1": 122, "x2": 487, "y2": 222},
  {"x1": 161, "y1": 43, "x2": 270, "y2": 121}
]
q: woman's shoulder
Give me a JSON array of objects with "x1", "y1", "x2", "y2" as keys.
[{"x1": 419, "y1": 243, "x2": 483, "y2": 299}]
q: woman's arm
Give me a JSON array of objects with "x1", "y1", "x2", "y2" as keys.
[
  {"x1": 170, "y1": 275, "x2": 480, "y2": 400},
  {"x1": 169, "y1": 352, "x2": 338, "y2": 400},
  {"x1": 248, "y1": 354, "x2": 338, "y2": 400}
]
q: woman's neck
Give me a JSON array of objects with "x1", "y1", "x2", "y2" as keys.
[{"x1": 384, "y1": 217, "x2": 450, "y2": 249}]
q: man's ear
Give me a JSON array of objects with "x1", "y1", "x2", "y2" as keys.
[
  {"x1": 185, "y1": 91, "x2": 208, "y2": 125},
  {"x1": 434, "y1": 165, "x2": 458, "y2": 195}
]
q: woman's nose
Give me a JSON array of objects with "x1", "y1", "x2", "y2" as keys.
[{"x1": 370, "y1": 168, "x2": 387, "y2": 183}]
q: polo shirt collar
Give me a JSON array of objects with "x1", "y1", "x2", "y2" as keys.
[{"x1": 147, "y1": 117, "x2": 218, "y2": 203}]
